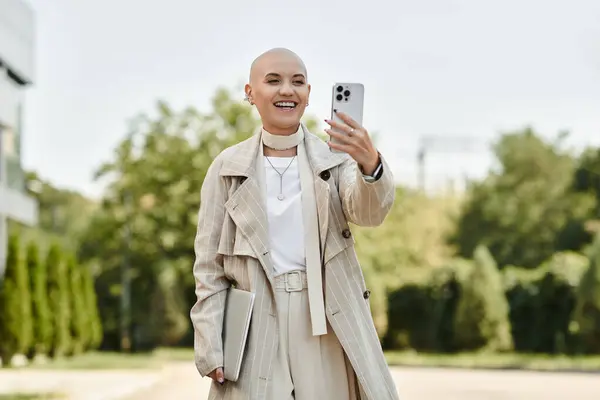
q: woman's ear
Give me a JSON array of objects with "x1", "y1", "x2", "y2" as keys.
[{"x1": 244, "y1": 83, "x2": 253, "y2": 105}]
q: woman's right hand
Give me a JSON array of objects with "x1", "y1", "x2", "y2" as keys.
[{"x1": 208, "y1": 367, "x2": 225, "y2": 384}]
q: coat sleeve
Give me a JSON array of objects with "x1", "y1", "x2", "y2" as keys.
[
  {"x1": 337, "y1": 152, "x2": 396, "y2": 227},
  {"x1": 190, "y1": 156, "x2": 231, "y2": 377}
]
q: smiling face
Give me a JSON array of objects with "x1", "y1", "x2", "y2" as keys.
[{"x1": 245, "y1": 48, "x2": 311, "y2": 135}]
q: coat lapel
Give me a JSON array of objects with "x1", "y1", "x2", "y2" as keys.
[{"x1": 220, "y1": 131, "x2": 276, "y2": 283}]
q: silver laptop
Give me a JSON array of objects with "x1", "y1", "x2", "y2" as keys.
[{"x1": 222, "y1": 287, "x2": 255, "y2": 382}]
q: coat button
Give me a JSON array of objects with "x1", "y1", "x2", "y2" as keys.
[
  {"x1": 342, "y1": 228, "x2": 351, "y2": 238},
  {"x1": 363, "y1": 290, "x2": 371, "y2": 299},
  {"x1": 320, "y1": 170, "x2": 331, "y2": 181}
]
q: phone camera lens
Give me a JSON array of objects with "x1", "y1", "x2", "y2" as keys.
[
  {"x1": 336, "y1": 86, "x2": 343, "y2": 93},
  {"x1": 344, "y1": 90, "x2": 350, "y2": 97},
  {"x1": 336, "y1": 94, "x2": 343, "y2": 101}
]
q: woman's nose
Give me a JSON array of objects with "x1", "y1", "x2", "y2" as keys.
[{"x1": 279, "y1": 82, "x2": 294, "y2": 95}]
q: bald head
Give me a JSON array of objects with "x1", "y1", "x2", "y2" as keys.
[
  {"x1": 249, "y1": 47, "x2": 307, "y2": 83},
  {"x1": 244, "y1": 47, "x2": 310, "y2": 134}
]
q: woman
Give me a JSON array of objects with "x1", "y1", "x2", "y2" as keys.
[{"x1": 190, "y1": 47, "x2": 400, "y2": 400}]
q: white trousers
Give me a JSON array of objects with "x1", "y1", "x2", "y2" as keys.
[{"x1": 271, "y1": 271, "x2": 359, "y2": 400}]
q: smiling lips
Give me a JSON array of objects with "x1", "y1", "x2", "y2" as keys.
[{"x1": 273, "y1": 101, "x2": 298, "y2": 111}]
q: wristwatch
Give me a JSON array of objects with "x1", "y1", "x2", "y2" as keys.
[{"x1": 362, "y1": 160, "x2": 383, "y2": 183}]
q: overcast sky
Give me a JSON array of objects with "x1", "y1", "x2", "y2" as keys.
[{"x1": 22, "y1": 0, "x2": 600, "y2": 198}]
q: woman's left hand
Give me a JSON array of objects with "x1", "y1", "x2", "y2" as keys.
[{"x1": 325, "y1": 111, "x2": 380, "y2": 175}]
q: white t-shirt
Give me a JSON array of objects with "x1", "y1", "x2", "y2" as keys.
[{"x1": 264, "y1": 156, "x2": 306, "y2": 276}]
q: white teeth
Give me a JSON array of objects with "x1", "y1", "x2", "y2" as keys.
[{"x1": 275, "y1": 102, "x2": 296, "y2": 108}]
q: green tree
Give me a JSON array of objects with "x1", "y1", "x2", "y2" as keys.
[
  {"x1": 573, "y1": 147, "x2": 600, "y2": 208},
  {"x1": 26, "y1": 241, "x2": 53, "y2": 359},
  {"x1": 46, "y1": 243, "x2": 71, "y2": 357},
  {"x1": 571, "y1": 146, "x2": 600, "y2": 238},
  {"x1": 0, "y1": 234, "x2": 33, "y2": 365},
  {"x1": 25, "y1": 171, "x2": 97, "y2": 241},
  {"x1": 451, "y1": 128, "x2": 595, "y2": 268},
  {"x1": 571, "y1": 234, "x2": 600, "y2": 353},
  {"x1": 453, "y1": 245, "x2": 513, "y2": 351},
  {"x1": 77, "y1": 87, "x2": 319, "y2": 349},
  {"x1": 148, "y1": 264, "x2": 190, "y2": 346},
  {"x1": 81, "y1": 264, "x2": 103, "y2": 350},
  {"x1": 66, "y1": 254, "x2": 88, "y2": 355}
]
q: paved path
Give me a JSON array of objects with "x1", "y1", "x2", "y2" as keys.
[
  {"x1": 123, "y1": 363, "x2": 209, "y2": 399},
  {"x1": 391, "y1": 367, "x2": 600, "y2": 399},
  {"x1": 0, "y1": 367, "x2": 162, "y2": 400},
  {"x1": 2, "y1": 362, "x2": 599, "y2": 399},
  {"x1": 124, "y1": 362, "x2": 600, "y2": 400}
]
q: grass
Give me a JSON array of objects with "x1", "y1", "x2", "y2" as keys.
[
  {"x1": 12, "y1": 347, "x2": 600, "y2": 373},
  {"x1": 32, "y1": 347, "x2": 194, "y2": 370},
  {"x1": 0, "y1": 395, "x2": 64, "y2": 400},
  {"x1": 385, "y1": 350, "x2": 600, "y2": 372}
]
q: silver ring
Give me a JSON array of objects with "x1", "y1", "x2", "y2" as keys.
[{"x1": 348, "y1": 128, "x2": 355, "y2": 136}]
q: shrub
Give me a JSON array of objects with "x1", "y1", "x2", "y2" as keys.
[
  {"x1": 0, "y1": 234, "x2": 33, "y2": 365},
  {"x1": 26, "y1": 241, "x2": 53, "y2": 359},
  {"x1": 67, "y1": 254, "x2": 88, "y2": 355},
  {"x1": 384, "y1": 259, "x2": 471, "y2": 352},
  {"x1": 81, "y1": 264, "x2": 103, "y2": 350},
  {"x1": 46, "y1": 243, "x2": 71, "y2": 358},
  {"x1": 453, "y1": 245, "x2": 513, "y2": 352},
  {"x1": 571, "y1": 234, "x2": 600, "y2": 353},
  {"x1": 502, "y1": 265, "x2": 544, "y2": 352},
  {"x1": 384, "y1": 249, "x2": 591, "y2": 354}
]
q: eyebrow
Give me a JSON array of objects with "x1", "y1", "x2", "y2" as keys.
[{"x1": 264, "y1": 72, "x2": 306, "y2": 79}]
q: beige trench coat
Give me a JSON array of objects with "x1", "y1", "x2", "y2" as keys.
[{"x1": 190, "y1": 126, "x2": 400, "y2": 400}]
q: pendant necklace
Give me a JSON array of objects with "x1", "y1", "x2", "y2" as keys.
[{"x1": 265, "y1": 155, "x2": 296, "y2": 201}]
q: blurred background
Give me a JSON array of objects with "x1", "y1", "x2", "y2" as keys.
[{"x1": 1, "y1": 0, "x2": 600, "y2": 399}]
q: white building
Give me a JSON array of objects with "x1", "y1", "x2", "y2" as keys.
[{"x1": 0, "y1": 0, "x2": 38, "y2": 279}]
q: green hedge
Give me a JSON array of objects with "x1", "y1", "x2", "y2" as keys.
[
  {"x1": 384, "y1": 247, "x2": 600, "y2": 355},
  {"x1": 0, "y1": 234, "x2": 33, "y2": 364},
  {"x1": 0, "y1": 234, "x2": 103, "y2": 366},
  {"x1": 383, "y1": 259, "x2": 469, "y2": 352},
  {"x1": 571, "y1": 235, "x2": 600, "y2": 354}
]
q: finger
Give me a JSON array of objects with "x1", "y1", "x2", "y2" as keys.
[
  {"x1": 325, "y1": 119, "x2": 366, "y2": 141},
  {"x1": 216, "y1": 368, "x2": 224, "y2": 384},
  {"x1": 324, "y1": 118, "x2": 354, "y2": 135},
  {"x1": 333, "y1": 111, "x2": 362, "y2": 130},
  {"x1": 325, "y1": 128, "x2": 355, "y2": 145},
  {"x1": 328, "y1": 140, "x2": 355, "y2": 156}
]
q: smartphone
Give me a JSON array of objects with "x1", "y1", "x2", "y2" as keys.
[{"x1": 329, "y1": 82, "x2": 364, "y2": 153}]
